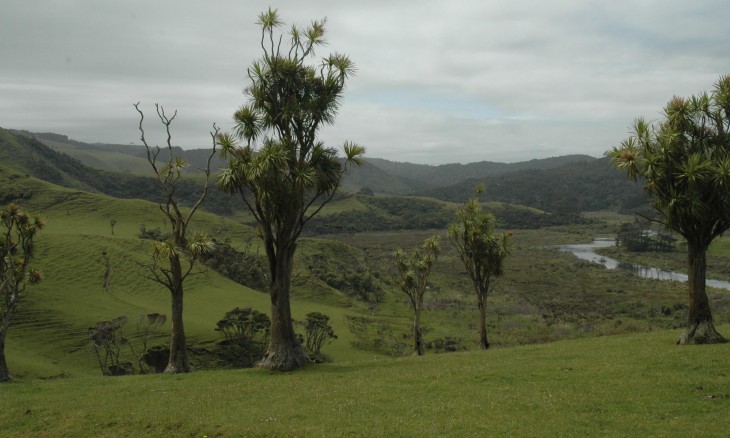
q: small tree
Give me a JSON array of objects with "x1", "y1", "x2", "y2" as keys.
[
  {"x1": 215, "y1": 307, "x2": 270, "y2": 346},
  {"x1": 393, "y1": 236, "x2": 439, "y2": 356},
  {"x1": 135, "y1": 103, "x2": 217, "y2": 373},
  {"x1": 88, "y1": 316, "x2": 132, "y2": 376},
  {"x1": 215, "y1": 307, "x2": 270, "y2": 366},
  {"x1": 217, "y1": 9, "x2": 364, "y2": 371},
  {"x1": 300, "y1": 312, "x2": 337, "y2": 358},
  {"x1": 448, "y1": 187, "x2": 510, "y2": 349},
  {"x1": 131, "y1": 313, "x2": 167, "y2": 374},
  {"x1": 1, "y1": 204, "x2": 44, "y2": 382},
  {"x1": 610, "y1": 75, "x2": 730, "y2": 344}
]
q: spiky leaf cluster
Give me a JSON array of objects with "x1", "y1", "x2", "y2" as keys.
[
  {"x1": 610, "y1": 75, "x2": 730, "y2": 246},
  {"x1": 393, "y1": 236, "x2": 440, "y2": 311},
  {"x1": 2, "y1": 204, "x2": 44, "y2": 322},
  {"x1": 448, "y1": 192, "x2": 510, "y2": 297},
  {"x1": 218, "y1": 8, "x2": 364, "y2": 247}
]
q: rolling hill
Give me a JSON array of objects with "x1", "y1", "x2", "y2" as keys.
[
  {"x1": 7, "y1": 128, "x2": 646, "y2": 214},
  {"x1": 1, "y1": 128, "x2": 245, "y2": 215},
  {"x1": 416, "y1": 156, "x2": 648, "y2": 213}
]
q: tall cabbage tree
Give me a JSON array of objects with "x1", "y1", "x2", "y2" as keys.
[
  {"x1": 449, "y1": 188, "x2": 510, "y2": 349},
  {"x1": 610, "y1": 75, "x2": 730, "y2": 344},
  {"x1": 218, "y1": 9, "x2": 364, "y2": 371}
]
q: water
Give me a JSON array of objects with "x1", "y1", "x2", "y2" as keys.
[{"x1": 555, "y1": 238, "x2": 730, "y2": 291}]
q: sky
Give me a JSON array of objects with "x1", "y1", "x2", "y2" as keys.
[{"x1": 2, "y1": 1, "x2": 729, "y2": 164}]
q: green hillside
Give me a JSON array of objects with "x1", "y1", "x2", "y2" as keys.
[
  {"x1": 305, "y1": 193, "x2": 592, "y2": 234},
  {"x1": 37, "y1": 136, "x2": 153, "y2": 175},
  {"x1": 0, "y1": 128, "x2": 244, "y2": 215},
  {"x1": 0, "y1": 128, "x2": 101, "y2": 192},
  {"x1": 0, "y1": 166, "x2": 380, "y2": 379},
  {"x1": 3, "y1": 158, "x2": 730, "y2": 378}
]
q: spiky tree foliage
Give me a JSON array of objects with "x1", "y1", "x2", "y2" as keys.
[
  {"x1": 394, "y1": 236, "x2": 440, "y2": 356},
  {"x1": 218, "y1": 8, "x2": 364, "y2": 371},
  {"x1": 135, "y1": 103, "x2": 217, "y2": 373},
  {"x1": 448, "y1": 188, "x2": 510, "y2": 349},
  {"x1": 610, "y1": 75, "x2": 730, "y2": 344},
  {"x1": 1, "y1": 203, "x2": 44, "y2": 382}
]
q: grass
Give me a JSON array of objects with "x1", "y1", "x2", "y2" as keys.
[
  {"x1": 4, "y1": 168, "x2": 730, "y2": 435},
  {"x1": 2, "y1": 328, "x2": 729, "y2": 436}
]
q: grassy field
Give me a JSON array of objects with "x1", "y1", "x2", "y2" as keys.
[
  {"x1": 2, "y1": 328, "x2": 729, "y2": 437},
  {"x1": 4, "y1": 165, "x2": 730, "y2": 436}
]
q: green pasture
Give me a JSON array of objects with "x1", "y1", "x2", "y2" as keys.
[{"x1": 2, "y1": 329, "x2": 729, "y2": 437}]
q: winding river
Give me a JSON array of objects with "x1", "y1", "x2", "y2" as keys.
[{"x1": 556, "y1": 238, "x2": 730, "y2": 291}]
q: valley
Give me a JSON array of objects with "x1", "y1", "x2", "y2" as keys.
[{"x1": 2, "y1": 127, "x2": 730, "y2": 435}]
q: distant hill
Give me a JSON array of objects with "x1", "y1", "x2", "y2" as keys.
[
  {"x1": 416, "y1": 157, "x2": 648, "y2": 213},
  {"x1": 10, "y1": 130, "x2": 229, "y2": 175},
  {"x1": 0, "y1": 128, "x2": 105, "y2": 192},
  {"x1": 339, "y1": 160, "x2": 424, "y2": 194},
  {"x1": 364, "y1": 155, "x2": 597, "y2": 192},
  {"x1": 0, "y1": 127, "x2": 243, "y2": 215},
  {"x1": 3, "y1": 128, "x2": 646, "y2": 215}
]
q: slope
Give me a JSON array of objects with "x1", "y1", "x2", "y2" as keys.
[
  {"x1": 13, "y1": 129, "x2": 229, "y2": 175},
  {"x1": 0, "y1": 167, "x2": 375, "y2": 380},
  {"x1": 1, "y1": 127, "x2": 244, "y2": 215}
]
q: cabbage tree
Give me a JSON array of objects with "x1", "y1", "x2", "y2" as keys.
[
  {"x1": 218, "y1": 9, "x2": 364, "y2": 371},
  {"x1": 610, "y1": 75, "x2": 730, "y2": 344},
  {"x1": 448, "y1": 188, "x2": 510, "y2": 349}
]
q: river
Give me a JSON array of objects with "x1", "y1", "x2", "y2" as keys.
[{"x1": 555, "y1": 238, "x2": 730, "y2": 291}]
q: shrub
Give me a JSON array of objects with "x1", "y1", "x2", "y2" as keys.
[
  {"x1": 88, "y1": 316, "x2": 131, "y2": 376},
  {"x1": 298, "y1": 312, "x2": 337, "y2": 361},
  {"x1": 214, "y1": 307, "x2": 270, "y2": 367}
]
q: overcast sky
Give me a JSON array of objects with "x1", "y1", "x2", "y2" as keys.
[{"x1": 2, "y1": 1, "x2": 729, "y2": 164}]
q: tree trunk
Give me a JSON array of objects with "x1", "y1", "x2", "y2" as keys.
[
  {"x1": 413, "y1": 305, "x2": 424, "y2": 356},
  {"x1": 257, "y1": 245, "x2": 309, "y2": 371},
  {"x1": 677, "y1": 242, "x2": 725, "y2": 344},
  {"x1": 164, "y1": 254, "x2": 192, "y2": 373},
  {"x1": 478, "y1": 295, "x2": 490, "y2": 350},
  {"x1": 0, "y1": 332, "x2": 11, "y2": 382}
]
